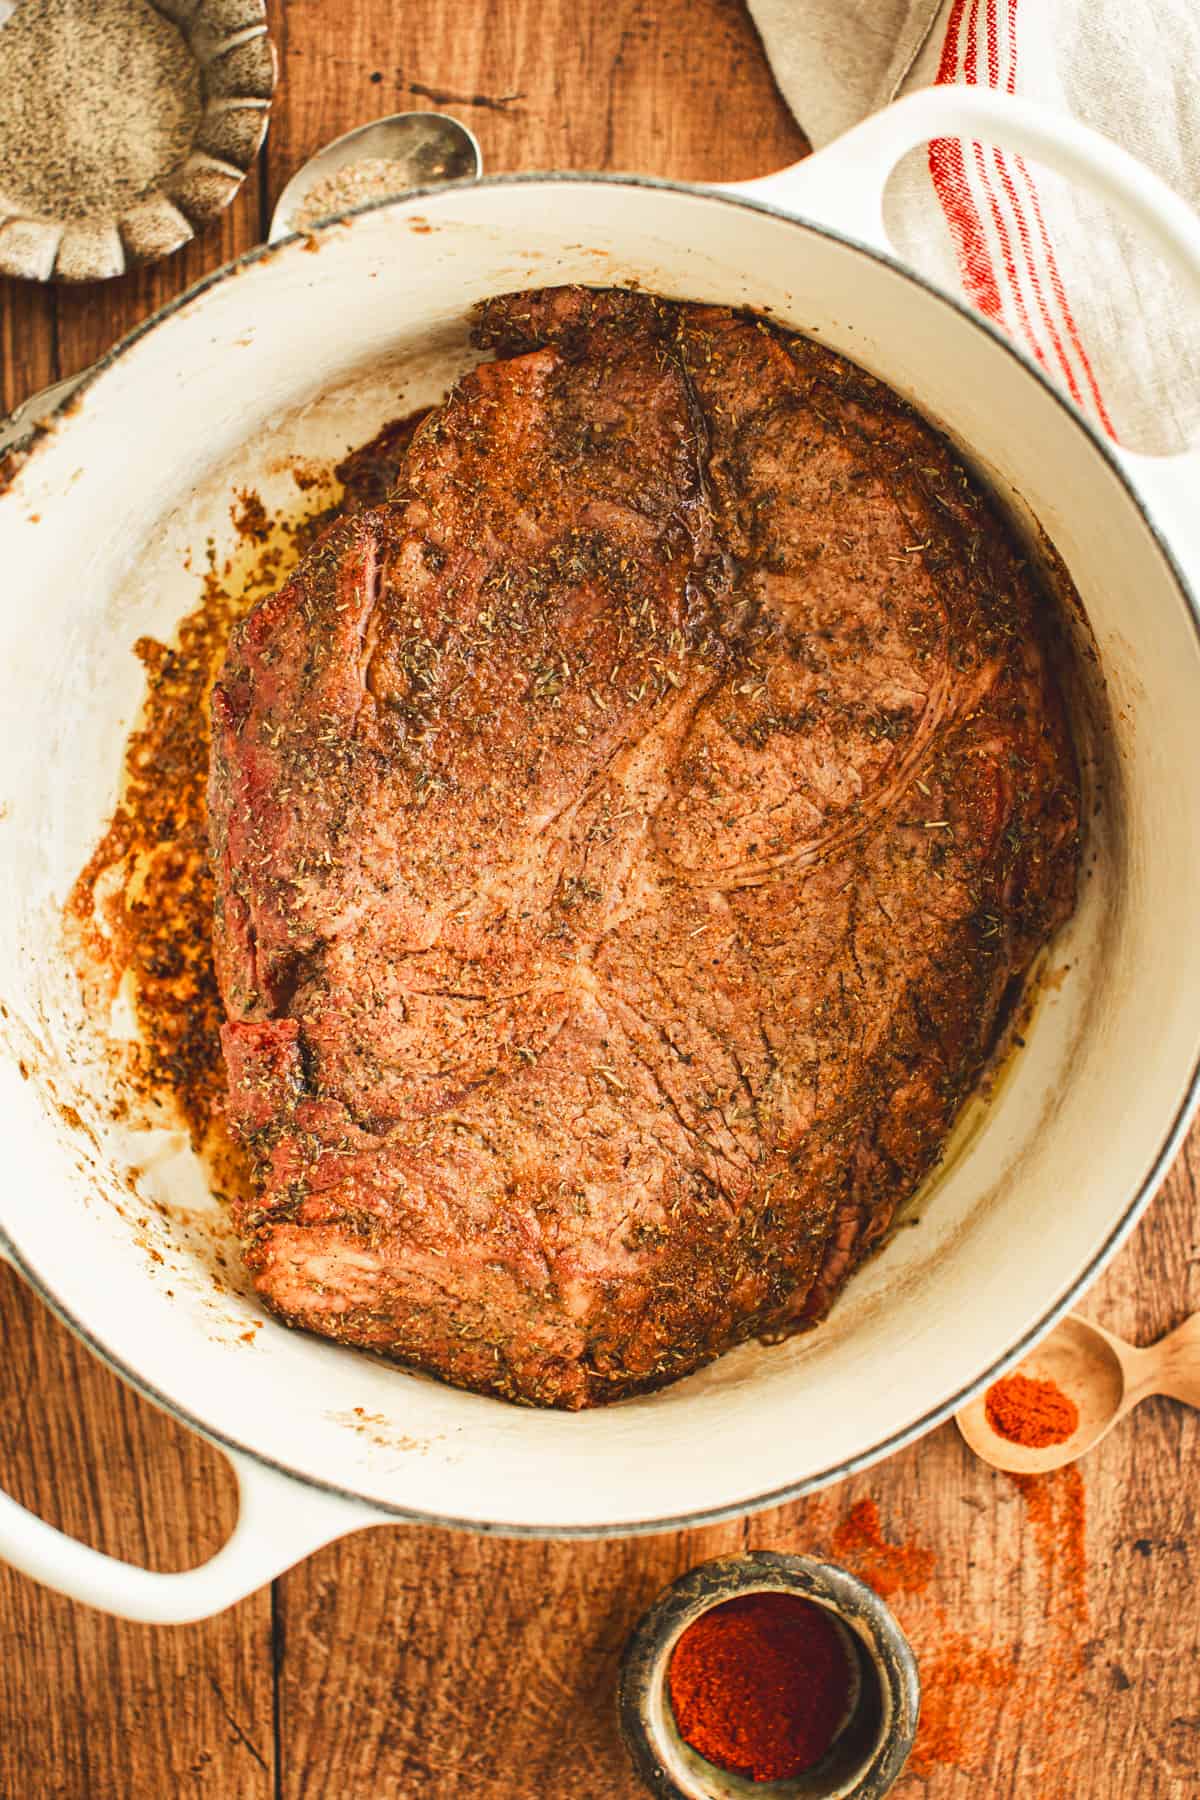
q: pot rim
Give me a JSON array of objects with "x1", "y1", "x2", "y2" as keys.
[{"x1": 4, "y1": 169, "x2": 1199, "y2": 1536}]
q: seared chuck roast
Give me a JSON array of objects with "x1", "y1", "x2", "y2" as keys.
[{"x1": 209, "y1": 287, "x2": 1079, "y2": 1408}]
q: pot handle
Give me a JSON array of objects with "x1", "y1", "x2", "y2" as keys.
[
  {"x1": 723, "y1": 84, "x2": 1200, "y2": 568},
  {"x1": 723, "y1": 85, "x2": 1200, "y2": 293},
  {"x1": 0, "y1": 1433, "x2": 378, "y2": 1623}
]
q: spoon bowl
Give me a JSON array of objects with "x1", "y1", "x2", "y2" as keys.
[
  {"x1": 268, "y1": 112, "x2": 482, "y2": 242},
  {"x1": 957, "y1": 1309, "x2": 1200, "y2": 1474}
]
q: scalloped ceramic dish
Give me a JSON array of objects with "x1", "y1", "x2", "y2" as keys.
[{"x1": 0, "y1": 0, "x2": 275, "y2": 283}]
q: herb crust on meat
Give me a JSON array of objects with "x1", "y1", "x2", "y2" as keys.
[{"x1": 209, "y1": 287, "x2": 1080, "y2": 1408}]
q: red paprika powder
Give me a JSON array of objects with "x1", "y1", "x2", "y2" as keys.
[
  {"x1": 985, "y1": 1372, "x2": 1079, "y2": 1447},
  {"x1": 830, "y1": 1497, "x2": 935, "y2": 1598},
  {"x1": 667, "y1": 1593, "x2": 854, "y2": 1782}
]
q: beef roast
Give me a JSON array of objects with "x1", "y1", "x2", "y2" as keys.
[{"x1": 209, "y1": 287, "x2": 1080, "y2": 1408}]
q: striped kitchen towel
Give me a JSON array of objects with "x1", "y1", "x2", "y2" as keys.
[{"x1": 746, "y1": 0, "x2": 1200, "y2": 452}]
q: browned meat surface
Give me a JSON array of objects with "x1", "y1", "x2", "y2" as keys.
[{"x1": 209, "y1": 286, "x2": 1079, "y2": 1408}]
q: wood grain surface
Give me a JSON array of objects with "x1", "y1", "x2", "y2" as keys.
[{"x1": 1, "y1": 2, "x2": 1197, "y2": 1795}]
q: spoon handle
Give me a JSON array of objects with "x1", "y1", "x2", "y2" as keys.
[
  {"x1": 0, "y1": 371, "x2": 90, "y2": 458},
  {"x1": 1144, "y1": 1312, "x2": 1200, "y2": 1407}
]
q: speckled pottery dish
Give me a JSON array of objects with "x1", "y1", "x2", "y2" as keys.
[
  {"x1": 0, "y1": 0, "x2": 275, "y2": 282},
  {"x1": 618, "y1": 1554, "x2": 920, "y2": 1800}
]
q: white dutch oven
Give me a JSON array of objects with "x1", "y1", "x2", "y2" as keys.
[{"x1": 2, "y1": 87, "x2": 1200, "y2": 1623}]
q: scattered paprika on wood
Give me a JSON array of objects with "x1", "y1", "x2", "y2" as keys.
[
  {"x1": 830, "y1": 1497, "x2": 935, "y2": 1598},
  {"x1": 1010, "y1": 1465, "x2": 1089, "y2": 1641},
  {"x1": 667, "y1": 1593, "x2": 854, "y2": 1782},
  {"x1": 815, "y1": 1481, "x2": 1089, "y2": 1783},
  {"x1": 986, "y1": 1372, "x2": 1079, "y2": 1447},
  {"x1": 905, "y1": 1632, "x2": 1017, "y2": 1777}
]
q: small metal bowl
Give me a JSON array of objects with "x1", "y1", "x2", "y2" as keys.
[
  {"x1": 618, "y1": 1552, "x2": 920, "y2": 1800},
  {"x1": 0, "y1": 0, "x2": 276, "y2": 283}
]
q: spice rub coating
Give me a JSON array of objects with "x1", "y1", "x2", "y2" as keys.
[{"x1": 209, "y1": 286, "x2": 1080, "y2": 1408}]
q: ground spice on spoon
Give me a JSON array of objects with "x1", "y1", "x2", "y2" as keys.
[
  {"x1": 985, "y1": 1372, "x2": 1079, "y2": 1447},
  {"x1": 667, "y1": 1593, "x2": 854, "y2": 1783},
  {"x1": 292, "y1": 158, "x2": 413, "y2": 230}
]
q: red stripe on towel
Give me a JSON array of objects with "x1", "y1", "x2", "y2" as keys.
[{"x1": 926, "y1": 0, "x2": 1114, "y2": 433}]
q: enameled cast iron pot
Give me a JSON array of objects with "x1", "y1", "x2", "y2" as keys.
[{"x1": 2, "y1": 88, "x2": 1199, "y2": 1622}]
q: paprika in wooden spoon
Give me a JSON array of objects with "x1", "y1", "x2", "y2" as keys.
[{"x1": 956, "y1": 1309, "x2": 1200, "y2": 1474}]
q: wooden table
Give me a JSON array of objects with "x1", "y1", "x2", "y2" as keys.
[{"x1": 1, "y1": 3, "x2": 1197, "y2": 1794}]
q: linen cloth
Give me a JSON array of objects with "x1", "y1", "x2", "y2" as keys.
[{"x1": 746, "y1": 0, "x2": 1200, "y2": 452}]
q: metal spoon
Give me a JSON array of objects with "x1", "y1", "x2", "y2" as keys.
[
  {"x1": 0, "y1": 112, "x2": 482, "y2": 457},
  {"x1": 956, "y1": 1310, "x2": 1200, "y2": 1475},
  {"x1": 268, "y1": 111, "x2": 481, "y2": 242},
  {"x1": 0, "y1": 373, "x2": 101, "y2": 458}
]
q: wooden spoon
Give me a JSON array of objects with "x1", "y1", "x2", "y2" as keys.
[{"x1": 956, "y1": 1311, "x2": 1200, "y2": 1474}]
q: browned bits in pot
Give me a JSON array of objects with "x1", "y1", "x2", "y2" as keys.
[
  {"x1": 65, "y1": 483, "x2": 335, "y2": 1172},
  {"x1": 65, "y1": 422, "x2": 419, "y2": 1178}
]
